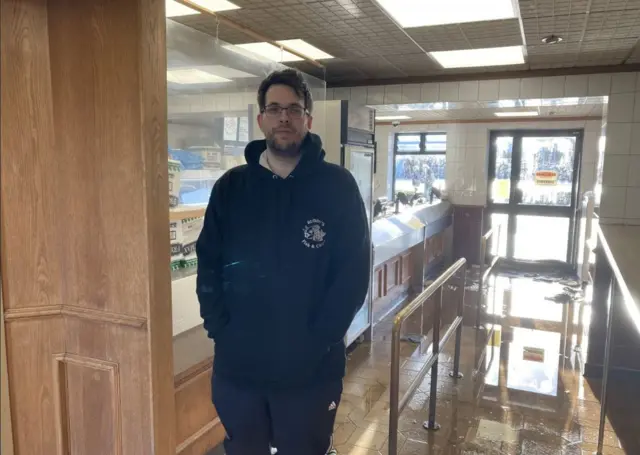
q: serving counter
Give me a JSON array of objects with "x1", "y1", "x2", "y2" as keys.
[{"x1": 347, "y1": 201, "x2": 453, "y2": 343}]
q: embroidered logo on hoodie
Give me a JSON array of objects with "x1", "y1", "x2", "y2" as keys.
[{"x1": 302, "y1": 218, "x2": 326, "y2": 249}]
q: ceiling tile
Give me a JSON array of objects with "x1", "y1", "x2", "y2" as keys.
[{"x1": 171, "y1": 0, "x2": 640, "y2": 83}]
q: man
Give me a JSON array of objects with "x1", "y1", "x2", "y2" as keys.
[{"x1": 196, "y1": 69, "x2": 371, "y2": 455}]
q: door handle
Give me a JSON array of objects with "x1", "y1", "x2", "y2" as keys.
[{"x1": 514, "y1": 188, "x2": 523, "y2": 204}]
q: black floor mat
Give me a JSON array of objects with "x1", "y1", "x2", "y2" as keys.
[
  {"x1": 494, "y1": 258, "x2": 579, "y2": 284},
  {"x1": 493, "y1": 257, "x2": 583, "y2": 304}
]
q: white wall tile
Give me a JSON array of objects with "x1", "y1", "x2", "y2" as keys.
[
  {"x1": 350, "y1": 87, "x2": 367, "y2": 104},
  {"x1": 627, "y1": 155, "x2": 640, "y2": 187},
  {"x1": 401, "y1": 84, "x2": 422, "y2": 103},
  {"x1": 600, "y1": 186, "x2": 627, "y2": 218},
  {"x1": 214, "y1": 94, "x2": 230, "y2": 111},
  {"x1": 583, "y1": 132, "x2": 599, "y2": 163},
  {"x1": 599, "y1": 217, "x2": 628, "y2": 225},
  {"x1": 439, "y1": 82, "x2": 459, "y2": 101},
  {"x1": 446, "y1": 147, "x2": 463, "y2": 162},
  {"x1": 458, "y1": 81, "x2": 479, "y2": 101},
  {"x1": 580, "y1": 162, "x2": 596, "y2": 193},
  {"x1": 632, "y1": 123, "x2": 640, "y2": 155},
  {"x1": 611, "y1": 73, "x2": 637, "y2": 94},
  {"x1": 421, "y1": 83, "x2": 439, "y2": 102},
  {"x1": 605, "y1": 123, "x2": 632, "y2": 155},
  {"x1": 366, "y1": 86, "x2": 385, "y2": 105},
  {"x1": 465, "y1": 145, "x2": 485, "y2": 163},
  {"x1": 499, "y1": 79, "x2": 520, "y2": 99},
  {"x1": 229, "y1": 93, "x2": 245, "y2": 110},
  {"x1": 478, "y1": 80, "x2": 500, "y2": 100},
  {"x1": 384, "y1": 85, "x2": 402, "y2": 104},
  {"x1": 588, "y1": 74, "x2": 611, "y2": 96},
  {"x1": 608, "y1": 93, "x2": 635, "y2": 122},
  {"x1": 586, "y1": 119, "x2": 601, "y2": 132},
  {"x1": 243, "y1": 92, "x2": 257, "y2": 107},
  {"x1": 602, "y1": 155, "x2": 629, "y2": 186},
  {"x1": 333, "y1": 87, "x2": 351, "y2": 101},
  {"x1": 520, "y1": 77, "x2": 542, "y2": 99},
  {"x1": 565, "y1": 75, "x2": 589, "y2": 97},
  {"x1": 542, "y1": 76, "x2": 566, "y2": 98},
  {"x1": 625, "y1": 187, "x2": 640, "y2": 218},
  {"x1": 465, "y1": 127, "x2": 485, "y2": 148},
  {"x1": 636, "y1": 73, "x2": 640, "y2": 91},
  {"x1": 634, "y1": 92, "x2": 640, "y2": 122},
  {"x1": 325, "y1": 88, "x2": 334, "y2": 101}
]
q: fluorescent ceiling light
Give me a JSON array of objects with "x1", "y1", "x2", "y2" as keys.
[
  {"x1": 230, "y1": 41, "x2": 333, "y2": 63},
  {"x1": 430, "y1": 46, "x2": 524, "y2": 68},
  {"x1": 276, "y1": 39, "x2": 334, "y2": 60},
  {"x1": 167, "y1": 68, "x2": 231, "y2": 84},
  {"x1": 376, "y1": 0, "x2": 514, "y2": 28},
  {"x1": 166, "y1": 0, "x2": 239, "y2": 18},
  {"x1": 494, "y1": 111, "x2": 539, "y2": 117},
  {"x1": 375, "y1": 115, "x2": 411, "y2": 120}
]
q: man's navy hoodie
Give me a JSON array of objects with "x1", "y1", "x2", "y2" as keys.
[{"x1": 196, "y1": 132, "x2": 371, "y2": 389}]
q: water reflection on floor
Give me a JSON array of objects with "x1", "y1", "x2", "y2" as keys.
[{"x1": 338, "y1": 274, "x2": 639, "y2": 455}]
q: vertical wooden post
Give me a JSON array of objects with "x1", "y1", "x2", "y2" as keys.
[{"x1": 1, "y1": 0, "x2": 175, "y2": 453}]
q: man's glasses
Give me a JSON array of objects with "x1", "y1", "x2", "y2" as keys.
[{"x1": 263, "y1": 104, "x2": 307, "y2": 119}]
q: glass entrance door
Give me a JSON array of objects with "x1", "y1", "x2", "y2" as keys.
[{"x1": 488, "y1": 130, "x2": 583, "y2": 263}]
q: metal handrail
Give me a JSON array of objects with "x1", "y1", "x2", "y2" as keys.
[
  {"x1": 388, "y1": 258, "x2": 467, "y2": 455},
  {"x1": 480, "y1": 224, "x2": 501, "y2": 283},
  {"x1": 476, "y1": 224, "x2": 502, "y2": 329}
]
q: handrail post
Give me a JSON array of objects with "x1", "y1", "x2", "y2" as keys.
[
  {"x1": 423, "y1": 287, "x2": 443, "y2": 431},
  {"x1": 388, "y1": 321, "x2": 402, "y2": 455},
  {"x1": 476, "y1": 236, "x2": 487, "y2": 329},
  {"x1": 387, "y1": 258, "x2": 467, "y2": 453},
  {"x1": 450, "y1": 268, "x2": 466, "y2": 379},
  {"x1": 596, "y1": 277, "x2": 616, "y2": 455}
]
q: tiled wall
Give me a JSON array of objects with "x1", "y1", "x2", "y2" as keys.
[
  {"x1": 329, "y1": 72, "x2": 640, "y2": 225},
  {"x1": 599, "y1": 73, "x2": 640, "y2": 225},
  {"x1": 327, "y1": 74, "x2": 618, "y2": 105},
  {"x1": 374, "y1": 120, "x2": 601, "y2": 206}
]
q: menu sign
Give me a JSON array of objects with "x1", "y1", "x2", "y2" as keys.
[{"x1": 534, "y1": 170, "x2": 558, "y2": 186}]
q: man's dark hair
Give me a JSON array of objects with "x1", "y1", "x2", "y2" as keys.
[{"x1": 257, "y1": 69, "x2": 314, "y2": 114}]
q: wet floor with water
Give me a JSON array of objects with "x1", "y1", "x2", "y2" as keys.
[{"x1": 335, "y1": 273, "x2": 640, "y2": 455}]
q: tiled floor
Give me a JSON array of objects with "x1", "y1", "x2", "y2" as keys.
[{"x1": 336, "y1": 273, "x2": 640, "y2": 455}]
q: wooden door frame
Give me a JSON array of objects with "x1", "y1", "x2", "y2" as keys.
[{"x1": 1, "y1": 281, "x2": 14, "y2": 455}]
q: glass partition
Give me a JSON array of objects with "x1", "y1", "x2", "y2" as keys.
[{"x1": 166, "y1": 19, "x2": 326, "y2": 375}]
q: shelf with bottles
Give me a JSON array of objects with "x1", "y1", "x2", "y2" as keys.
[{"x1": 170, "y1": 215, "x2": 203, "y2": 281}]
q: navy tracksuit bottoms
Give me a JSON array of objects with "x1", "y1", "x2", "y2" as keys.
[{"x1": 212, "y1": 374, "x2": 343, "y2": 455}]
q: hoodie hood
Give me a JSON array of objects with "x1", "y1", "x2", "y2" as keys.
[{"x1": 244, "y1": 132, "x2": 326, "y2": 177}]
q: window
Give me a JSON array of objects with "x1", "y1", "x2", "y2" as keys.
[{"x1": 393, "y1": 133, "x2": 447, "y2": 199}]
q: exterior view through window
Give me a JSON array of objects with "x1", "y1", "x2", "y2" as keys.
[{"x1": 393, "y1": 133, "x2": 446, "y2": 201}]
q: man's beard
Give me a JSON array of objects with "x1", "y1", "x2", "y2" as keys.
[{"x1": 266, "y1": 131, "x2": 304, "y2": 158}]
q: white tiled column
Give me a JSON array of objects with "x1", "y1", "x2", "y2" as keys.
[{"x1": 600, "y1": 73, "x2": 640, "y2": 225}]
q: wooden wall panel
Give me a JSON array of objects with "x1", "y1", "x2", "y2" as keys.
[
  {"x1": 54, "y1": 354, "x2": 121, "y2": 455},
  {"x1": 4, "y1": 319, "x2": 65, "y2": 453},
  {"x1": 174, "y1": 361, "x2": 226, "y2": 454},
  {"x1": 1, "y1": 0, "x2": 175, "y2": 453},
  {"x1": 175, "y1": 364, "x2": 218, "y2": 445},
  {"x1": 46, "y1": 0, "x2": 150, "y2": 317},
  {"x1": 0, "y1": 0, "x2": 62, "y2": 310},
  {"x1": 62, "y1": 318, "x2": 153, "y2": 454}
]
